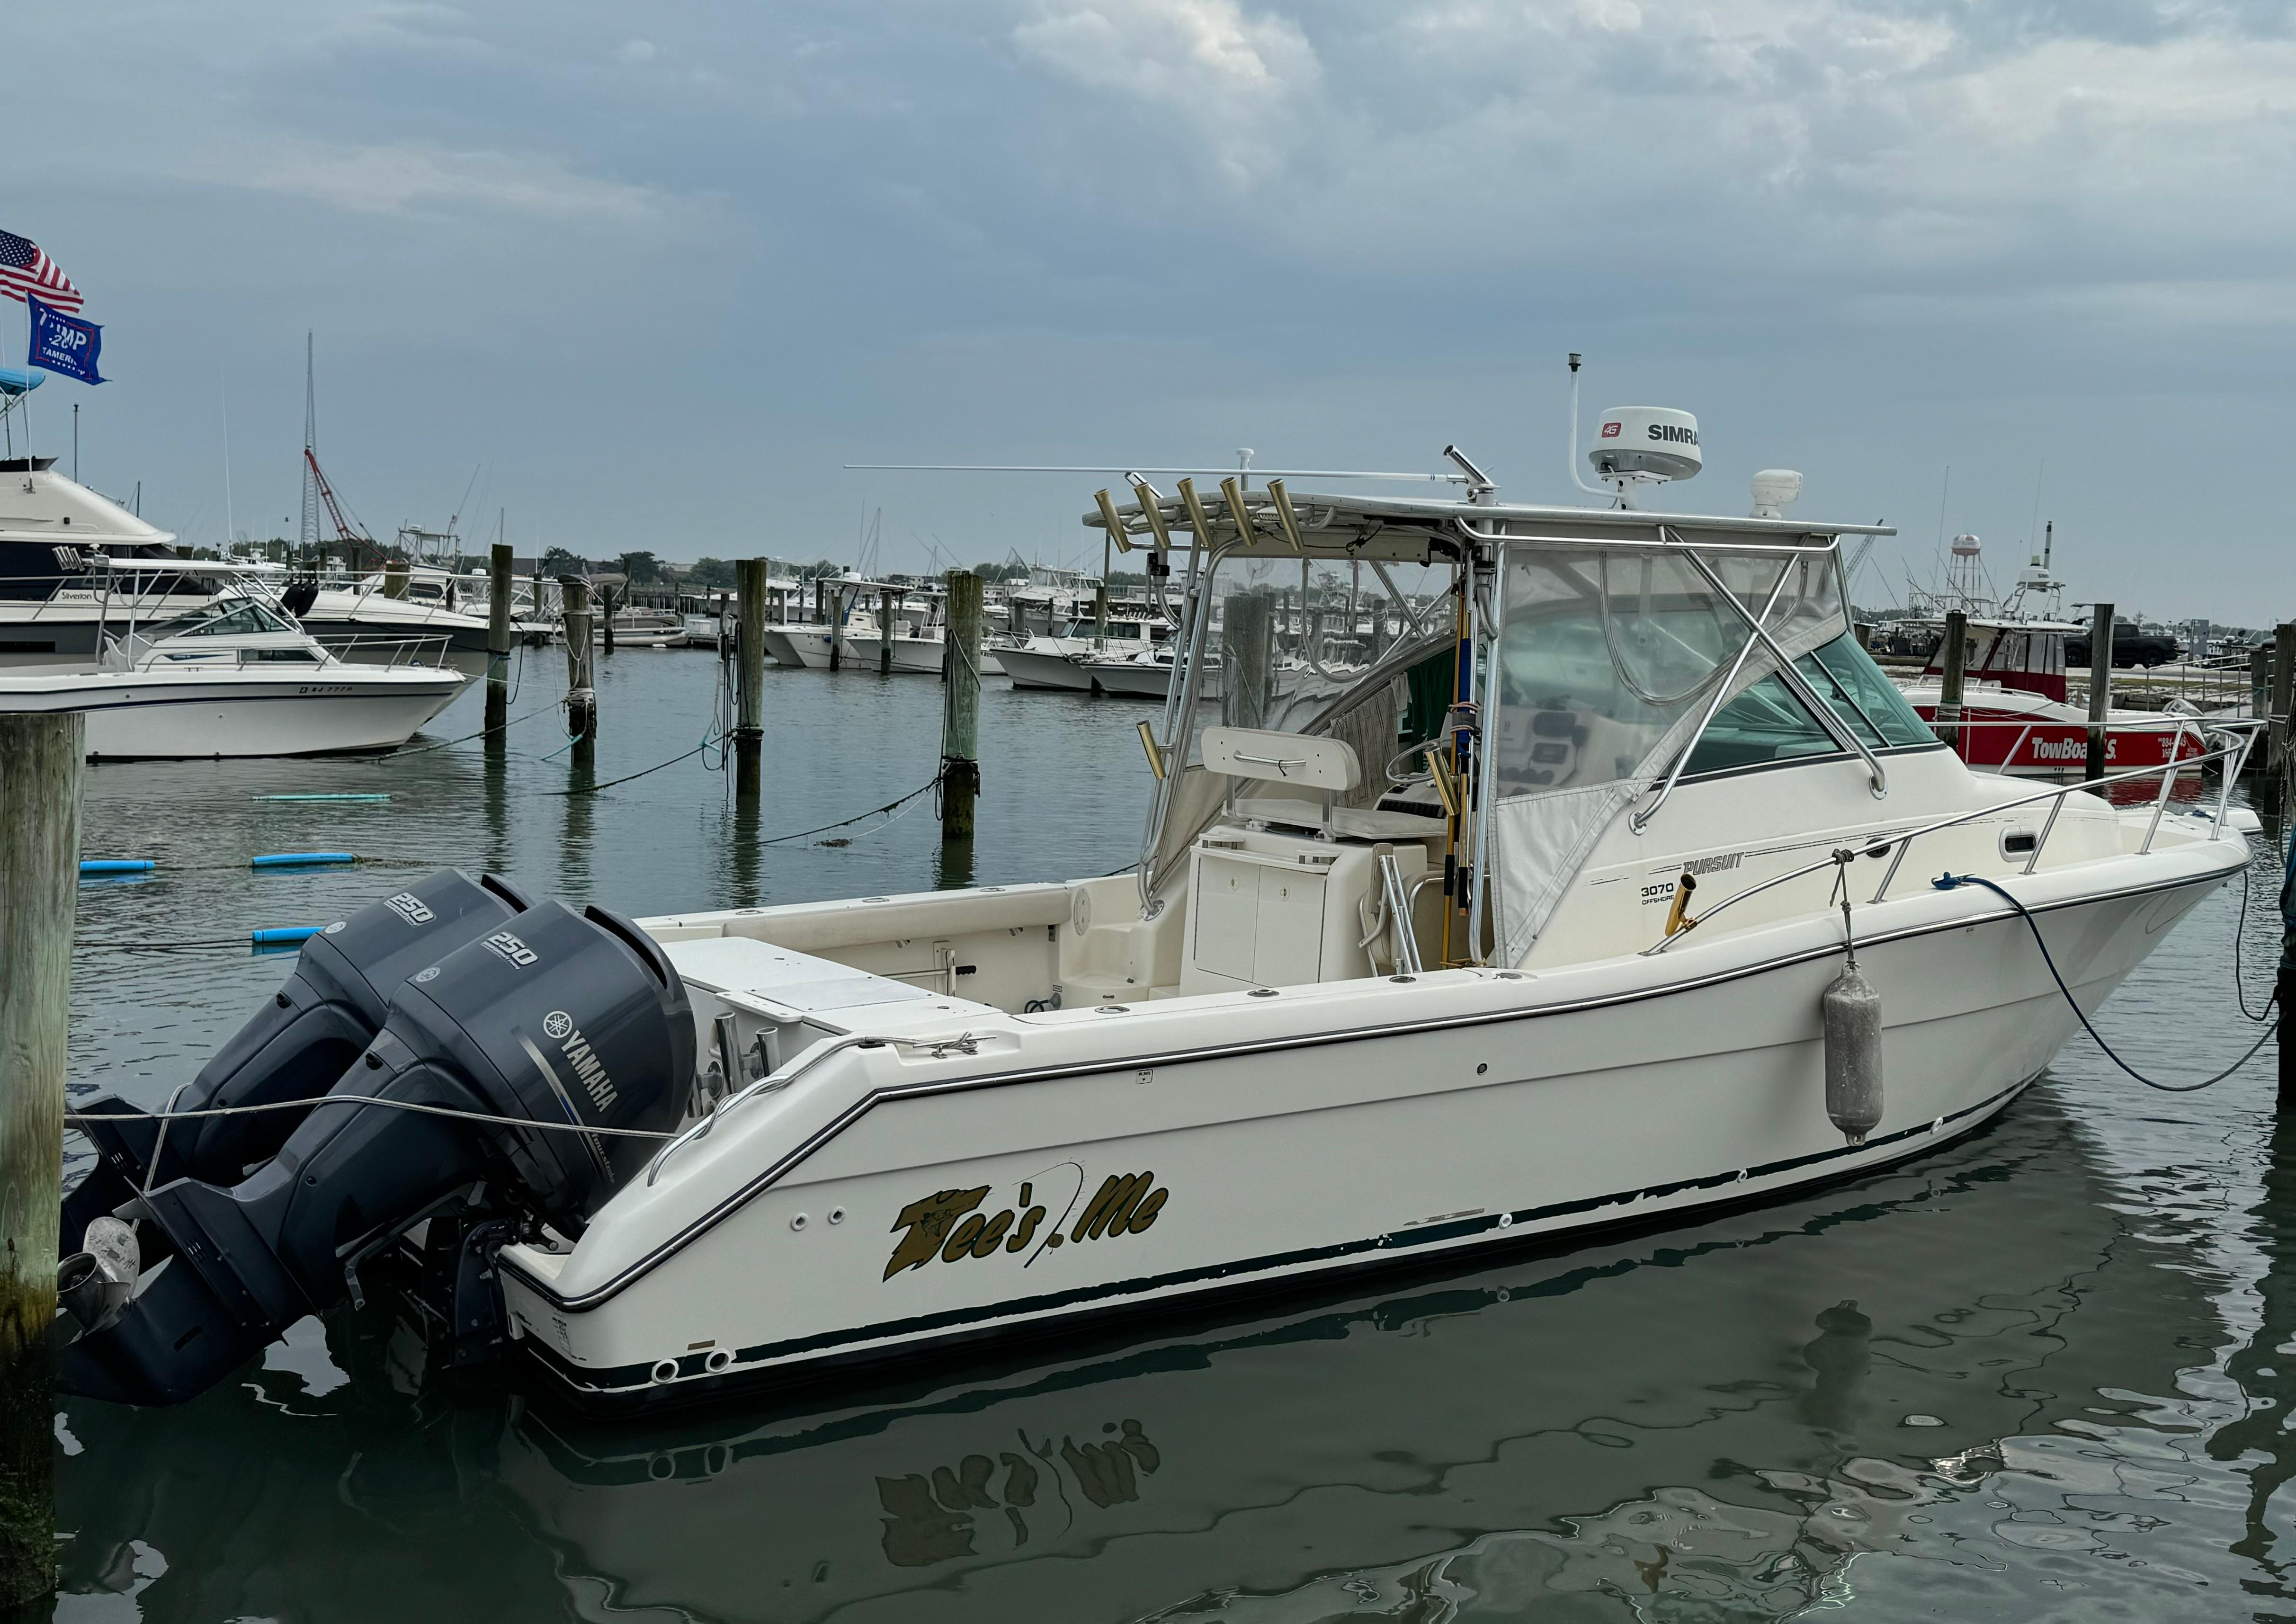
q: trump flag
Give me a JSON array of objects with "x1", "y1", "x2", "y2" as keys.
[{"x1": 28, "y1": 294, "x2": 102, "y2": 384}]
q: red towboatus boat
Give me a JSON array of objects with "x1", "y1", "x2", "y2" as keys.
[{"x1": 1894, "y1": 618, "x2": 2208, "y2": 778}]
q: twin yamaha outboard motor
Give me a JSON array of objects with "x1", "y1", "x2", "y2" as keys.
[
  {"x1": 65, "y1": 869, "x2": 535, "y2": 1242},
  {"x1": 61, "y1": 883, "x2": 692, "y2": 1407}
]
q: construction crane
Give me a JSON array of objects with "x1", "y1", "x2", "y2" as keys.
[{"x1": 302, "y1": 446, "x2": 380, "y2": 569}]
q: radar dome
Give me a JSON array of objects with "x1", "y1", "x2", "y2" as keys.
[{"x1": 1588, "y1": 407, "x2": 1701, "y2": 483}]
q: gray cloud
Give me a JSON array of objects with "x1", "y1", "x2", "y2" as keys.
[{"x1": 13, "y1": 0, "x2": 2296, "y2": 616}]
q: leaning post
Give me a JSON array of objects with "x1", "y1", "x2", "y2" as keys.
[
  {"x1": 2085, "y1": 602, "x2": 2115, "y2": 783},
  {"x1": 0, "y1": 711, "x2": 82, "y2": 1611},
  {"x1": 561, "y1": 577, "x2": 597, "y2": 745},
  {"x1": 734, "y1": 559, "x2": 766, "y2": 798},
  {"x1": 941, "y1": 571, "x2": 983, "y2": 841},
  {"x1": 485, "y1": 542, "x2": 513, "y2": 739},
  {"x1": 1935, "y1": 609, "x2": 1968, "y2": 755}
]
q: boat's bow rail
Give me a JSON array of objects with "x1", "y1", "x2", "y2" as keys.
[{"x1": 1649, "y1": 718, "x2": 2264, "y2": 956}]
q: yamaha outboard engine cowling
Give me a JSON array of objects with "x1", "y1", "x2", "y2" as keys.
[
  {"x1": 63, "y1": 901, "x2": 692, "y2": 1406},
  {"x1": 65, "y1": 870, "x2": 532, "y2": 1244}
]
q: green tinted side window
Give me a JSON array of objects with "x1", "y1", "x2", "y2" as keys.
[
  {"x1": 1799, "y1": 636, "x2": 1935, "y2": 748},
  {"x1": 1682, "y1": 634, "x2": 1936, "y2": 777},
  {"x1": 1683, "y1": 675, "x2": 1839, "y2": 775}
]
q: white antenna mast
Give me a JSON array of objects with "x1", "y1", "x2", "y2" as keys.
[{"x1": 1565, "y1": 353, "x2": 1605, "y2": 496}]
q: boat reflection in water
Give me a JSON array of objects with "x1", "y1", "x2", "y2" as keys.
[{"x1": 55, "y1": 1084, "x2": 2266, "y2": 1621}]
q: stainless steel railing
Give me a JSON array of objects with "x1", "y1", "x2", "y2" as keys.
[{"x1": 1643, "y1": 718, "x2": 2264, "y2": 956}]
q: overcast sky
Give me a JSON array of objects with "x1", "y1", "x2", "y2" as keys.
[{"x1": 18, "y1": 0, "x2": 2296, "y2": 620}]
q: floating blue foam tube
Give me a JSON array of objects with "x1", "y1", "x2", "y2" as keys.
[
  {"x1": 79, "y1": 859, "x2": 155, "y2": 874},
  {"x1": 250, "y1": 926, "x2": 324, "y2": 946},
  {"x1": 251, "y1": 852, "x2": 356, "y2": 868},
  {"x1": 252, "y1": 794, "x2": 391, "y2": 803}
]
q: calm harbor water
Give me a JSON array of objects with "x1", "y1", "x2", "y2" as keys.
[{"x1": 45, "y1": 644, "x2": 2296, "y2": 1623}]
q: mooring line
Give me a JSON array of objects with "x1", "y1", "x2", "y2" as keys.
[{"x1": 1937, "y1": 871, "x2": 2278, "y2": 1093}]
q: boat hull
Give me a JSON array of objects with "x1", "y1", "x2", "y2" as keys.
[
  {"x1": 497, "y1": 849, "x2": 2235, "y2": 1408},
  {"x1": 845, "y1": 636, "x2": 1007, "y2": 677},
  {"x1": 1900, "y1": 685, "x2": 2209, "y2": 777},
  {"x1": 0, "y1": 666, "x2": 467, "y2": 758},
  {"x1": 995, "y1": 645, "x2": 1095, "y2": 690}
]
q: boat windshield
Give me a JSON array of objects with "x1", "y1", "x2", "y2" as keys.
[
  {"x1": 1490, "y1": 545, "x2": 1858, "y2": 796},
  {"x1": 143, "y1": 600, "x2": 296, "y2": 641}
]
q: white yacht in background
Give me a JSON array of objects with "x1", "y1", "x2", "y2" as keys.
[
  {"x1": 0, "y1": 591, "x2": 466, "y2": 758},
  {"x1": 61, "y1": 413, "x2": 2260, "y2": 1414},
  {"x1": 0, "y1": 457, "x2": 242, "y2": 666}
]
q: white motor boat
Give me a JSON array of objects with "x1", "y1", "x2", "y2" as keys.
[
  {"x1": 1086, "y1": 643, "x2": 1223, "y2": 699},
  {"x1": 298, "y1": 567, "x2": 508, "y2": 676},
  {"x1": 0, "y1": 592, "x2": 466, "y2": 758},
  {"x1": 844, "y1": 629, "x2": 1009, "y2": 677},
  {"x1": 58, "y1": 446, "x2": 2261, "y2": 1413},
  {"x1": 999, "y1": 614, "x2": 1169, "y2": 690}
]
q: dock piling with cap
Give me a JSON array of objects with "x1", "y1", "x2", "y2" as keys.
[
  {"x1": 1935, "y1": 609, "x2": 1968, "y2": 753},
  {"x1": 940, "y1": 570, "x2": 983, "y2": 841},
  {"x1": 561, "y1": 576, "x2": 597, "y2": 748},
  {"x1": 486, "y1": 542, "x2": 513, "y2": 740},
  {"x1": 735, "y1": 558, "x2": 766, "y2": 798},
  {"x1": 0, "y1": 713, "x2": 82, "y2": 1611}
]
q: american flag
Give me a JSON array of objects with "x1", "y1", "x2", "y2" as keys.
[{"x1": 0, "y1": 230, "x2": 82, "y2": 313}]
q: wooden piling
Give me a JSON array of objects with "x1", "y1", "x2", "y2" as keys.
[
  {"x1": 2252, "y1": 646, "x2": 2271, "y2": 761},
  {"x1": 940, "y1": 571, "x2": 983, "y2": 841},
  {"x1": 1224, "y1": 589, "x2": 1277, "y2": 730},
  {"x1": 1935, "y1": 609, "x2": 1967, "y2": 754},
  {"x1": 2085, "y1": 602, "x2": 2114, "y2": 782},
  {"x1": 1094, "y1": 578, "x2": 1109, "y2": 645},
  {"x1": 562, "y1": 577, "x2": 597, "y2": 744},
  {"x1": 735, "y1": 559, "x2": 766, "y2": 798},
  {"x1": 0, "y1": 713, "x2": 81, "y2": 1611},
  {"x1": 879, "y1": 586, "x2": 897, "y2": 675},
  {"x1": 485, "y1": 542, "x2": 512, "y2": 738},
  {"x1": 2273, "y1": 623, "x2": 2296, "y2": 785},
  {"x1": 599, "y1": 582, "x2": 616, "y2": 655}
]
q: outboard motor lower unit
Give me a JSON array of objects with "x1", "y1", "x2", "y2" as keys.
[
  {"x1": 64, "y1": 870, "x2": 532, "y2": 1244},
  {"x1": 63, "y1": 900, "x2": 692, "y2": 1406}
]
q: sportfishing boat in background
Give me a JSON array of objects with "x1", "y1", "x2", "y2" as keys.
[{"x1": 57, "y1": 396, "x2": 2260, "y2": 1414}]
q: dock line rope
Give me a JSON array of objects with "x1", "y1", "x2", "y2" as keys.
[
  {"x1": 1934, "y1": 871, "x2": 2278, "y2": 1093},
  {"x1": 758, "y1": 771, "x2": 944, "y2": 847},
  {"x1": 375, "y1": 698, "x2": 559, "y2": 759},
  {"x1": 553, "y1": 732, "x2": 724, "y2": 797},
  {"x1": 66, "y1": 1094, "x2": 676, "y2": 1140}
]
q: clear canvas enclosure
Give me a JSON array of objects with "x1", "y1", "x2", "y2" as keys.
[{"x1": 1483, "y1": 543, "x2": 1863, "y2": 963}]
